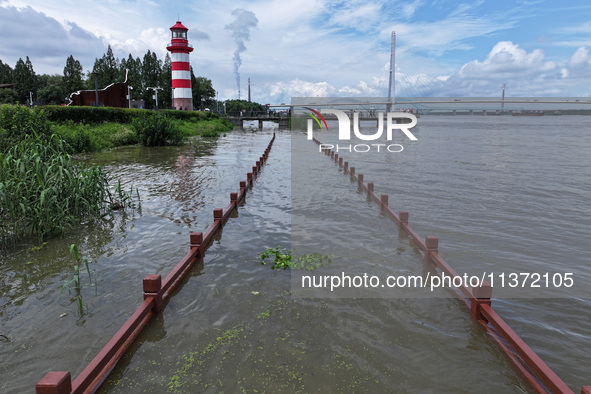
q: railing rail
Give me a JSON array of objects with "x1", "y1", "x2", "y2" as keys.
[
  {"x1": 313, "y1": 137, "x2": 588, "y2": 394},
  {"x1": 35, "y1": 134, "x2": 276, "y2": 394}
]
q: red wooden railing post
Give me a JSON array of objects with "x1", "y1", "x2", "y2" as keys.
[
  {"x1": 424, "y1": 236, "x2": 438, "y2": 264},
  {"x1": 358, "y1": 174, "x2": 364, "y2": 184},
  {"x1": 143, "y1": 274, "x2": 162, "y2": 313},
  {"x1": 36, "y1": 371, "x2": 71, "y2": 394},
  {"x1": 190, "y1": 231, "x2": 203, "y2": 248},
  {"x1": 399, "y1": 211, "x2": 408, "y2": 228},
  {"x1": 350, "y1": 166, "x2": 355, "y2": 176},
  {"x1": 368, "y1": 182, "x2": 374, "y2": 194},
  {"x1": 470, "y1": 281, "x2": 492, "y2": 321},
  {"x1": 213, "y1": 208, "x2": 223, "y2": 222},
  {"x1": 381, "y1": 194, "x2": 389, "y2": 206},
  {"x1": 344, "y1": 161, "x2": 349, "y2": 171}
]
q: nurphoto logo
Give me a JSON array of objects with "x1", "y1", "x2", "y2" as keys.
[{"x1": 305, "y1": 107, "x2": 418, "y2": 153}]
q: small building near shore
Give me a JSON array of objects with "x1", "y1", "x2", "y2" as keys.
[
  {"x1": 68, "y1": 70, "x2": 130, "y2": 108},
  {"x1": 69, "y1": 80, "x2": 129, "y2": 107}
]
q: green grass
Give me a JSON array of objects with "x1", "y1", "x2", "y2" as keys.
[
  {"x1": 52, "y1": 121, "x2": 138, "y2": 152},
  {"x1": 175, "y1": 117, "x2": 234, "y2": 138},
  {"x1": 51, "y1": 116, "x2": 234, "y2": 153}
]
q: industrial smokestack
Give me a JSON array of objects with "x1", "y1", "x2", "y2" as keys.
[{"x1": 224, "y1": 9, "x2": 258, "y2": 99}]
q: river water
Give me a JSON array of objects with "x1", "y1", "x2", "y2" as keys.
[{"x1": 0, "y1": 116, "x2": 589, "y2": 393}]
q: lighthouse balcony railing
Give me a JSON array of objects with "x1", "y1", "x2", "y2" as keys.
[{"x1": 167, "y1": 42, "x2": 193, "y2": 48}]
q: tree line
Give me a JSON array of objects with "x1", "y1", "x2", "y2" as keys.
[{"x1": 0, "y1": 46, "x2": 216, "y2": 110}]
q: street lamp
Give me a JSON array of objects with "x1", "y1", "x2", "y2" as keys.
[
  {"x1": 146, "y1": 86, "x2": 163, "y2": 110},
  {"x1": 128, "y1": 86, "x2": 133, "y2": 108}
]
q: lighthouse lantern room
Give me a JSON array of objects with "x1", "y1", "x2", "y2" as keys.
[{"x1": 167, "y1": 21, "x2": 194, "y2": 110}]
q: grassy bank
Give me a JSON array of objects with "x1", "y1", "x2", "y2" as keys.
[
  {"x1": 0, "y1": 104, "x2": 232, "y2": 242},
  {"x1": 0, "y1": 105, "x2": 140, "y2": 243},
  {"x1": 48, "y1": 110, "x2": 234, "y2": 153}
]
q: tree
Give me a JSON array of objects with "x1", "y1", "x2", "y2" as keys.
[
  {"x1": 88, "y1": 45, "x2": 120, "y2": 90},
  {"x1": 120, "y1": 54, "x2": 142, "y2": 107},
  {"x1": 0, "y1": 59, "x2": 17, "y2": 104},
  {"x1": 0, "y1": 88, "x2": 18, "y2": 104},
  {"x1": 63, "y1": 55, "x2": 84, "y2": 95},
  {"x1": 141, "y1": 50, "x2": 162, "y2": 109},
  {"x1": 13, "y1": 57, "x2": 37, "y2": 104},
  {"x1": 38, "y1": 74, "x2": 66, "y2": 105},
  {"x1": 0, "y1": 59, "x2": 13, "y2": 84},
  {"x1": 224, "y1": 99, "x2": 266, "y2": 113},
  {"x1": 192, "y1": 74, "x2": 215, "y2": 111},
  {"x1": 159, "y1": 53, "x2": 172, "y2": 109}
]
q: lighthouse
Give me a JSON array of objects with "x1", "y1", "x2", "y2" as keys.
[{"x1": 167, "y1": 21, "x2": 194, "y2": 110}]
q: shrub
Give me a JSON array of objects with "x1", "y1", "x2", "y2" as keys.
[
  {"x1": 42, "y1": 105, "x2": 219, "y2": 124},
  {"x1": 132, "y1": 112, "x2": 182, "y2": 146},
  {"x1": 0, "y1": 105, "x2": 52, "y2": 152},
  {"x1": 42, "y1": 105, "x2": 137, "y2": 124}
]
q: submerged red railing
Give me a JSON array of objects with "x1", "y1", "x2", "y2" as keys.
[
  {"x1": 35, "y1": 134, "x2": 276, "y2": 394},
  {"x1": 312, "y1": 137, "x2": 589, "y2": 394}
]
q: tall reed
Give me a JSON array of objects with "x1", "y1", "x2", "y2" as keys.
[{"x1": 0, "y1": 131, "x2": 115, "y2": 242}]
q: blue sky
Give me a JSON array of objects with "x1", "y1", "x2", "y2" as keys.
[{"x1": 1, "y1": 0, "x2": 590, "y2": 103}]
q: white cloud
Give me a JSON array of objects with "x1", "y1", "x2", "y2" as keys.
[
  {"x1": 268, "y1": 79, "x2": 337, "y2": 101},
  {"x1": 329, "y1": 2, "x2": 383, "y2": 32},
  {"x1": 107, "y1": 27, "x2": 169, "y2": 60},
  {"x1": 401, "y1": 0, "x2": 423, "y2": 19},
  {"x1": 2, "y1": 1, "x2": 591, "y2": 102},
  {"x1": 457, "y1": 41, "x2": 556, "y2": 78},
  {"x1": 565, "y1": 46, "x2": 591, "y2": 77}
]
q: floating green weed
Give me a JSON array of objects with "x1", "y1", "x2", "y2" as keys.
[{"x1": 258, "y1": 247, "x2": 333, "y2": 271}]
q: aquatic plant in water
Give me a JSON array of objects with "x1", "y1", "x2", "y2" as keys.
[
  {"x1": 258, "y1": 246, "x2": 333, "y2": 271},
  {"x1": 59, "y1": 244, "x2": 93, "y2": 316}
]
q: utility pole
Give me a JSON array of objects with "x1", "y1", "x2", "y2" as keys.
[
  {"x1": 248, "y1": 78, "x2": 251, "y2": 102},
  {"x1": 91, "y1": 72, "x2": 99, "y2": 106},
  {"x1": 146, "y1": 86, "x2": 163, "y2": 110},
  {"x1": 501, "y1": 83, "x2": 507, "y2": 111}
]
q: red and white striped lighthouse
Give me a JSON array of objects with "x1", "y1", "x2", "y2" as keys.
[{"x1": 167, "y1": 21, "x2": 194, "y2": 111}]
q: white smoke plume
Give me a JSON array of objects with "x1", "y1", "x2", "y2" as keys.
[{"x1": 224, "y1": 8, "x2": 258, "y2": 98}]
